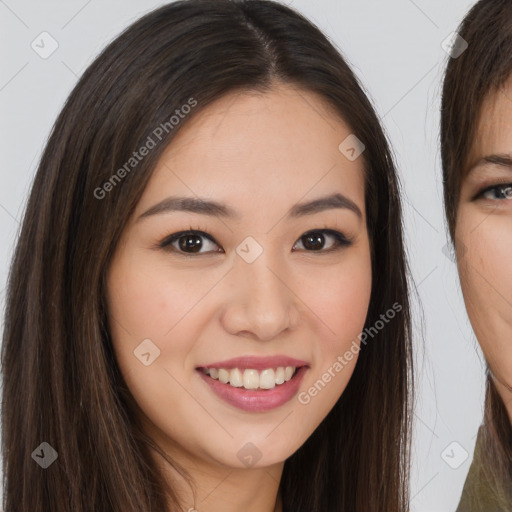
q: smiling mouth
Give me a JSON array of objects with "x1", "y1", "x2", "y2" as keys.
[
  {"x1": 197, "y1": 366, "x2": 302, "y2": 390},
  {"x1": 196, "y1": 362, "x2": 309, "y2": 412},
  {"x1": 197, "y1": 366, "x2": 308, "y2": 390}
]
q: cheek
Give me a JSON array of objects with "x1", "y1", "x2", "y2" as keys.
[
  {"x1": 457, "y1": 213, "x2": 512, "y2": 318},
  {"x1": 313, "y1": 277, "x2": 372, "y2": 356},
  {"x1": 456, "y1": 210, "x2": 512, "y2": 375},
  {"x1": 106, "y1": 253, "x2": 219, "y2": 342},
  {"x1": 297, "y1": 247, "x2": 372, "y2": 407},
  {"x1": 307, "y1": 248, "x2": 373, "y2": 344},
  {"x1": 105, "y1": 253, "x2": 214, "y2": 396},
  {"x1": 105, "y1": 255, "x2": 212, "y2": 442}
]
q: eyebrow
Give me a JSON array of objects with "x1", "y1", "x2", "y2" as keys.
[
  {"x1": 137, "y1": 192, "x2": 362, "y2": 222},
  {"x1": 468, "y1": 154, "x2": 512, "y2": 175}
]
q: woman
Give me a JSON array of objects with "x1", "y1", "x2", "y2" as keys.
[
  {"x1": 441, "y1": 0, "x2": 512, "y2": 509},
  {"x1": 1, "y1": 1, "x2": 413, "y2": 510}
]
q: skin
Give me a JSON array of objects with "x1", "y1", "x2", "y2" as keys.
[
  {"x1": 456, "y1": 77, "x2": 512, "y2": 424},
  {"x1": 106, "y1": 82, "x2": 372, "y2": 512}
]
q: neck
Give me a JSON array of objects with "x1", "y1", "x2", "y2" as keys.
[
  {"x1": 166, "y1": 457, "x2": 284, "y2": 512},
  {"x1": 143, "y1": 421, "x2": 284, "y2": 512}
]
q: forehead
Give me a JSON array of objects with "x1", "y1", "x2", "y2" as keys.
[
  {"x1": 469, "y1": 78, "x2": 512, "y2": 165},
  {"x1": 142, "y1": 84, "x2": 366, "y2": 211}
]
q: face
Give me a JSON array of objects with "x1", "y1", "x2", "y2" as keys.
[
  {"x1": 456, "y1": 78, "x2": 512, "y2": 418},
  {"x1": 106, "y1": 83, "x2": 372, "y2": 472}
]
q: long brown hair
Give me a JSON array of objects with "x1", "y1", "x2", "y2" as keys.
[
  {"x1": 1, "y1": 1, "x2": 413, "y2": 510},
  {"x1": 441, "y1": 0, "x2": 512, "y2": 501}
]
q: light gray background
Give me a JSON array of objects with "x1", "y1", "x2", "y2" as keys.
[{"x1": 0, "y1": 1, "x2": 483, "y2": 510}]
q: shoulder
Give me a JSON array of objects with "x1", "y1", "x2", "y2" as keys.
[{"x1": 455, "y1": 426, "x2": 511, "y2": 512}]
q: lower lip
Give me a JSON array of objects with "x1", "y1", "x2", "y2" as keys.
[{"x1": 197, "y1": 366, "x2": 308, "y2": 412}]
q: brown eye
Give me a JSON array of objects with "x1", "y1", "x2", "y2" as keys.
[
  {"x1": 293, "y1": 229, "x2": 352, "y2": 252},
  {"x1": 160, "y1": 230, "x2": 222, "y2": 254}
]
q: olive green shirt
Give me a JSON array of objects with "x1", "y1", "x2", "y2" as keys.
[{"x1": 456, "y1": 426, "x2": 512, "y2": 512}]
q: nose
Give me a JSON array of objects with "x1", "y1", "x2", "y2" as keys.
[{"x1": 220, "y1": 253, "x2": 300, "y2": 341}]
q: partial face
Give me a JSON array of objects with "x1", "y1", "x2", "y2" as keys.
[
  {"x1": 456, "y1": 79, "x2": 512, "y2": 415},
  {"x1": 106, "y1": 84, "x2": 372, "y2": 470}
]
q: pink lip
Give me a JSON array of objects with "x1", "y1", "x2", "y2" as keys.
[
  {"x1": 197, "y1": 365, "x2": 309, "y2": 412},
  {"x1": 196, "y1": 355, "x2": 309, "y2": 371}
]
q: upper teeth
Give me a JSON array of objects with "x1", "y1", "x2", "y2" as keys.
[{"x1": 203, "y1": 366, "x2": 297, "y2": 389}]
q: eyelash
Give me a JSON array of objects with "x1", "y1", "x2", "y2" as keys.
[
  {"x1": 473, "y1": 181, "x2": 512, "y2": 201},
  {"x1": 158, "y1": 226, "x2": 353, "y2": 257}
]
